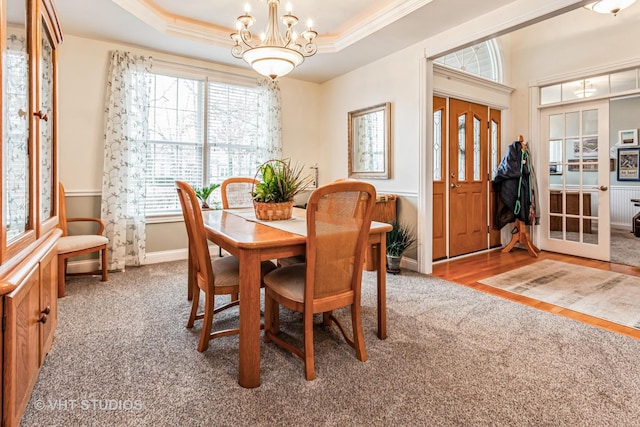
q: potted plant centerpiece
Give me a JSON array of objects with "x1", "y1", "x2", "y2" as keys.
[
  {"x1": 193, "y1": 183, "x2": 220, "y2": 209},
  {"x1": 386, "y1": 220, "x2": 417, "y2": 274},
  {"x1": 252, "y1": 159, "x2": 313, "y2": 220}
]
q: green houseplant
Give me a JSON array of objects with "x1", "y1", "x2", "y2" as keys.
[
  {"x1": 252, "y1": 159, "x2": 313, "y2": 220},
  {"x1": 386, "y1": 220, "x2": 417, "y2": 274},
  {"x1": 193, "y1": 183, "x2": 220, "y2": 209}
]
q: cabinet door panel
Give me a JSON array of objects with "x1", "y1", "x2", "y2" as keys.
[
  {"x1": 4, "y1": 266, "x2": 41, "y2": 427},
  {"x1": 39, "y1": 14, "x2": 56, "y2": 227},
  {"x1": 40, "y1": 244, "x2": 58, "y2": 360},
  {"x1": 3, "y1": 2, "x2": 33, "y2": 249}
]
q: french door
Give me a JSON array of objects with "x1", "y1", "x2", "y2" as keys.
[{"x1": 539, "y1": 100, "x2": 610, "y2": 260}]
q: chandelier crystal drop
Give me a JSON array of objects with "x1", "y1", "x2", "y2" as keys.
[
  {"x1": 230, "y1": 0, "x2": 318, "y2": 80},
  {"x1": 584, "y1": 0, "x2": 636, "y2": 15}
]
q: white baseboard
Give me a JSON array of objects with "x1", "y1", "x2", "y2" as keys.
[
  {"x1": 67, "y1": 246, "x2": 420, "y2": 274},
  {"x1": 66, "y1": 248, "x2": 191, "y2": 273},
  {"x1": 400, "y1": 256, "x2": 418, "y2": 271}
]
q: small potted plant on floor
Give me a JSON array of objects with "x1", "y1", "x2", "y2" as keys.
[
  {"x1": 193, "y1": 183, "x2": 220, "y2": 209},
  {"x1": 386, "y1": 220, "x2": 417, "y2": 274},
  {"x1": 252, "y1": 159, "x2": 313, "y2": 220}
]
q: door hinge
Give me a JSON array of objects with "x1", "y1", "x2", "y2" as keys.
[
  {"x1": 487, "y1": 225, "x2": 490, "y2": 234},
  {"x1": 2, "y1": 315, "x2": 5, "y2": 332}
]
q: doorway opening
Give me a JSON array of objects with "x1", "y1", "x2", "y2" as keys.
[{"x1": 432, "y1": 96, "x2": 502, "y2": 261}]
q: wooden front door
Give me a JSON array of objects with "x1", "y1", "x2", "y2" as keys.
[{"x1": 448, "y1": 99, "x2": 489, "y2": 257}]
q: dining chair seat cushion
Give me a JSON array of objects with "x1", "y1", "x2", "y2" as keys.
[
  {"x1": 58, "y1": 235, "x2": 109, "y2": 255},
  {"x1": 263, "y1": 263, "x2": 306, "y2": 303},
  {"x1": 212, "y1": 255, "x2": 276, "y2": 288}
]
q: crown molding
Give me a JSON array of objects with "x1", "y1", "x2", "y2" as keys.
[{"x1": 112, "y1": 0, "x2": 435, "y2": 54}]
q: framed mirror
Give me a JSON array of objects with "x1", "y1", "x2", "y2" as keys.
[{"x1": 348, "y1": 102, "x2": 391, "y2": 179}]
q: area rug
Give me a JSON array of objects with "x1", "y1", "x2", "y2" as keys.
[{"x1": 479, "y1": 259, "x2": 640, "y2": 329}]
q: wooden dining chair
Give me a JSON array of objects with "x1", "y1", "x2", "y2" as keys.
[
  {"x1": 263, "y1": 180, "x2": 376, "y2": 380},
  {"x1": 218, "y1": 177, "x2": 259, "y2": 257},
  {"x1": 176, "y1": 181, "x2": 276, "y2": 352},
  {"x1": 57, "y1": 183, "x2": 109, "y2": 298}
]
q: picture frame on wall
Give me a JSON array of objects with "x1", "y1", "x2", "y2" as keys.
[
  {"x1": 617, "y1": 147, "x2": 640, "y2": 181},
  {"x1": 619, "y1": 129, "x2": 638, "y2": 146}
]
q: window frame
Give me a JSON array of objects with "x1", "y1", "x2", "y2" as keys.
[{"x1": 144, "y1": 64, "x2": 261, "y2": 221}]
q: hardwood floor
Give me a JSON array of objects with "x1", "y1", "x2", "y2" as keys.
[{"x1": 431, "y1": 248, "x2": 640, "y2": 340}]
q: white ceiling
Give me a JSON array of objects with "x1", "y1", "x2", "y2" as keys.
[{"x1": 29, "y1": 0, "x2": 579, "y2": 82}]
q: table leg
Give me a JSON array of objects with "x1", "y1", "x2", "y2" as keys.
[
  {"x1": 375, "y1": 239, "x2": 387, "y2": 340},
  {"x1": 238, "y1": 250, "x2": 262, "y2": 388}
]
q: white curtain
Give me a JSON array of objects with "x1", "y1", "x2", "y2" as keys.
[
  {"x1": 256, "y1": 78, "x2": 282, "y2": 160},
  {"x1": 101, "y1": 51, "x2": 152, "y2": 270}
]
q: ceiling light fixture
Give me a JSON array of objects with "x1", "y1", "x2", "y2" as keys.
[
  {"x1": 230, "y1": 1, "x2": 318, "y2": 80},
  {"x1": 584, "y1": 0, "x2": 636, "y2": 15}
]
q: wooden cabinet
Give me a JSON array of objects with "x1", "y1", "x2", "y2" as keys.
[{"x1": 1, "y1": 0, "x2": 63, "y2": 425}]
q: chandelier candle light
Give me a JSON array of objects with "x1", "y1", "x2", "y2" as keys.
[{"x1": 230, "y1": 0, "x2": 318, "y2": 80}]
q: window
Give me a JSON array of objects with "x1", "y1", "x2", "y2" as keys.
[
  {"x1": 434, "y1": 40, "x2": 503, "y2": 83},
  {"x1": 145, "y1": 70, "x2": 275, "y2": 216}
]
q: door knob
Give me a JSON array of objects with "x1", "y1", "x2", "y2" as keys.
[
  {"x1": 599, "y1": 185, "x2": 608, "y2": 191},
  {"x1": 450, "y1": 183, "x2": 461, "y2": 188}
]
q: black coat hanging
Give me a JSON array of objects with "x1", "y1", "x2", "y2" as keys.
[{"x1": 492, "y1": 139, "x2": 540, "y2": 230}]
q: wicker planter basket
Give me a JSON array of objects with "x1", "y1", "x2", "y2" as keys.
[{"x1": 253, "y1": 200, "x2": 294, "y2": 221}]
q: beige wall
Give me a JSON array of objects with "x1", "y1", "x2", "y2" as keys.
[
  {"x1": 57, "y1": 34, "x2": 322, "y2": 258},
  {"x1": 57, "y1": 4, "x2": 640, "y2": 266}
]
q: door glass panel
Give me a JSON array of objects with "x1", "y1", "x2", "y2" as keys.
[
  {"x1": 565, "y1": 112, "x2": 579, "y2": 137},
  {"x1": 3, "y1": 5, "x2": 30, "y2": 241},
  {"x1": 549, "y1": 139, "x2": 563, "y2": 176},
  {"x1": 581, "y1": 136, "x2": 598, "y2": 160},
  {"x1": 40, "y1": 21, "x2": 55, "y2": 220},
  {"x1": 549, "y1": 114, "x2": 563, "y2": 139},
  {"x1": 582, "y1": 109, "x2": 598, "y2": 135},
  {"x1": 549, "y1": 114, "x2": 597, "y2": 243},
  {"x1": 433, "y1": 110, "x2": 442, "y2": 180},
  {"x1": 586, "y1": 219, "x2": 598, "y2": 245},
  {"x1": 473, "y1": 116, "x2": 480, "y2": 180},
  {"x1": 457, "y1": 114, "x2": 465, "y2": 180},
  {"x1": 567, "y1": 138, "x2": 579, "y2": 161}
]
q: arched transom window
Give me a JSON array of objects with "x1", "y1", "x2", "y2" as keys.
[{"x1": 434, "y1": 40, "x2": 502, "y2": 83}]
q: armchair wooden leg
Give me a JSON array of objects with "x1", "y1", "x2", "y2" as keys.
[
  {"x1": 101, "y1": 247, "x2": 108, "y2": 282},
  {"x1": 57, "y1": 255, "x2": 66, "y2": 298}
]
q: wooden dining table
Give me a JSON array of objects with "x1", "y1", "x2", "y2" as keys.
[{"x1": 201, "y1": 207, "x2": 392, "y2": 388}]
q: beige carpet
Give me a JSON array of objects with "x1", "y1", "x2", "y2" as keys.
[{"x1": 479, "y1": 259, "x2": 640, "y2": 330}]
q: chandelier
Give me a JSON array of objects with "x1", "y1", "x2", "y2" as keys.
[
  {"x1": 584, "y1": 0, "x2": 636, "y2": 15},
  {"x1": 230, "y1": 1, "x2": 318, "y2": 80}
]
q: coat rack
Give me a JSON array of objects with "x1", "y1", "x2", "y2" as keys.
[{"x1": 501, "y1": 135, "x2": 541, "y2": 258}]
